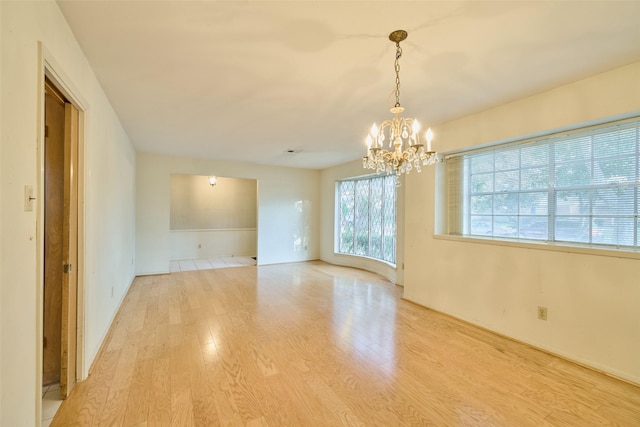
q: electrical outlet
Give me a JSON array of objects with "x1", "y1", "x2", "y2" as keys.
[{"x1": 537, "y1": 306, "x2": 548, "y2": 321}]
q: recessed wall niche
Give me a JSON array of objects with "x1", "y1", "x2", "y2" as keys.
[{"x1": 169, "y1": 174, "x2": 257, "y2": 260}]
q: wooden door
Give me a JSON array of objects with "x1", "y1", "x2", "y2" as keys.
[
  {"x1": 60, "y1": 102, "x2": 79, "y2": 398},
  {"x1": 43, "y1": 83, "x2": 65, "y2": 386},
  {"x1": 43, "y1": 78, "x2": 79, "y2": 397}
]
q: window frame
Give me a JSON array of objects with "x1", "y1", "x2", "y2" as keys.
[
  {"x1": 439, "y1": 115, "x2": 640, "y2": 258},
  {"x1": 335, "y1": 174, "x2": 397, "y2": 265}
]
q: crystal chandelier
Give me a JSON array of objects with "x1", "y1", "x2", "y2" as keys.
[{"x1": 362, "y1": 30, "x2": 438, "y2": 186}]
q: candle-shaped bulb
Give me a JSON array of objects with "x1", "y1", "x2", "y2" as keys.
[
  {"x1": 412, "y1": 119, "x2": 420, "y2": 135},
  {"x1": 370, "y1": 123, "x2": 379, "y2": 138},
  {"x1": 365, "y1": 135, "x2": 373, "y2": 149},
  {"x1": 426, "y1": 128, "x2": 434, "y2": 152}
]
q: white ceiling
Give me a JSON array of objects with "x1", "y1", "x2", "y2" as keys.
[{"x1": 57, "y1": 1, "x2": 640, "y2": 170}]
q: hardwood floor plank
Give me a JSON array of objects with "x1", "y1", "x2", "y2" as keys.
[
  {"x1": 189, "y1": 365, "x2": 220, "y2": 427},
  {"x1": 264, "y1": 368, "x2": 340, "y2": 425},
  {"x1": 123, "y1": 358, "x2": 153, "y2": 426},
  {"x1": 96, "y1": 386, "x2": 129, "y2": 426},
  {"x1": 208, "y1": 364, "x2": 244, "y2": 425},
  {"x1": 52, "y1": 261, "x2": 640, "y2": 426},
  {"x1": 147, "y1": 358, "x2": 171, "y2": 427},
  {"x1": 170, "y1": 371, "x2": 194, "y2": 427}
]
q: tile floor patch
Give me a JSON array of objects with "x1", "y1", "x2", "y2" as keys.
[
  {"x1": 171, "y1": 256, "x2": 256, "y2": 272},
  {"x1": 42, "y1": 383, "x2": 62, "y2": 426}
]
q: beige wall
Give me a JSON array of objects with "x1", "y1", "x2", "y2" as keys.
[
  {"x1": 404, "y1": 62, "x2": 640, "y2": 383},
  {"x1": 170, "y1": 174, "x2": 258, "y2": 259},
  {"x1": 319, "y1": 160, "x2": 405, "y2": 284},
  {"x1": 0, "y1": 1, "x2": 136, "y2": 424},
  {"x1": 137, "y1": 152, "x2": 320, "y2": 274},
  {"x1": 170, "y1": 174, "x2": 257, "y2": 230}
]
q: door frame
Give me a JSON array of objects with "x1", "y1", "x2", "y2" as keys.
[{"x1": 36, "y1": 43, "x2": 87, "y2": 419}]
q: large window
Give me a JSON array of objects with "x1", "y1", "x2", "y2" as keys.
[
  {"x1": 337, "y1": 175, "x2": 396, "y2": 264},
  {"x1": 443, "y1": 117, "x2": 640, "y2": 250}
]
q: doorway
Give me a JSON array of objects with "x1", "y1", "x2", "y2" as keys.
[
  {"x1": 168, "y1": 174, "x2": 258, "y2": 271},
  {"x1": 42, "y1": 77, "x2": 80, "y2": 400}
]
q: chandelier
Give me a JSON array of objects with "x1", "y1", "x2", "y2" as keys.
[{"x1": 362, "y1": 30, "x2": 438, "y2": 185}]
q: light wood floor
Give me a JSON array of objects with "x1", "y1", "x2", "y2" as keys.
[{"x1": 52, "y1": 261, "x2": 640, "y2": 426}]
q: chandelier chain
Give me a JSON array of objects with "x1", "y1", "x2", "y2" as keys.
[{"x1": 394, "y1": 42, "x2": 402, "y2": 108}]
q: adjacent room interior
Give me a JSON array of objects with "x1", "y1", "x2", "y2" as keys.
[
  {"x1": 1, "y1": 1, "x2": 640, "y2": 426},
  {"x1": 169, "y1": 174, "x2": 258, "y2": 272}
]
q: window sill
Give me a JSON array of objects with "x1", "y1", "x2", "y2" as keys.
[{"x1": 433, "y1": 234, "x2": 640, "y2": 260}]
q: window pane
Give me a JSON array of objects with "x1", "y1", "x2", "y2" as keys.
[
  {"x1": 620, "y1": 218, "x2": 635, "y2": 247},
  {"x1": 495, "y1": 170, "x2": 519, "y2": 192},
  {"x1": 519, "y1": 192, "x2": 547, "y2": 215},
  {"x1": 471, "y1": 195, "x2": 493, "y2": 214},
  {"x1": 521, "y1": 144, "x2": 548, "y2": 167},
  {"x1": 519, "y1": 216, "x2": 548, "y2": 240},
  {"x1": 383, "y1": 176, "x2": 396, "y2": 263},
  {"x1": 555, "y1": 161, "x2": 591, "y2": 188},
  {"x1": 555, "y1": 136, "x2": 591, "y2": 162},
  {"x1": 339, "y1": 181, "x2": 355, "y2": 253},
  {"x1": 470, "y1": 216, "x2": 492, "y2": 236},
  {"x1": 521, "y1": 167, "x2": 549, "y2": 190},
  {"x1": 354, "y1": 180, "x2": 370, "y2": 256},
  {"x1": 593, "y1": 187, "x2": 635, "y2": 215},
  {"x1": 555, "y1": 217, "x2": 590, "y2": 243},
  {"x1": 593, "y1": 128, "x2": 636, "y2": 156},
  {"x1": 494, "y1": 193, "x2": 518, "y2": 215},
  {"x1": 471, "y1": 153, "x2": 494, "y2": 174},
  {"x1": 593, "y1": 217, "x2": 634, "y2": 246},
  {"x1": 495, "y1": 150, "x2": 519, "y2": 171},
  {"x1": 593, "y1": 157, "x2": 635, "y2": 186},
  {"x1": 556, "y1": 190, "x2": 591, "y2": 216},
  {"x1": 494, "y1": 216, "x2": 517, "y2": 238},
  {"x1": 471, "y1": 172, "x2": 493, "y2": 193},
  {"x1": 369, "y1": 178, "x2": 383, "y2": 259}
]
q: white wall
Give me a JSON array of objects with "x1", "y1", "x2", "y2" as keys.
[
  {"x1": 404, "y1": 62, "x2": 640, "y2": 384},
  {"x1": 170, "y1": 229, "x2": 257, "y2": 259},
  {"x1": 319, "y1": 160, "x2": 405, "y2": 284},
  {"x1": 0, "y1": 1, "x2": 136, "y2": 425},
  {"x1": 136, "y1": 152, "x2": 320, "y2": 274}
]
